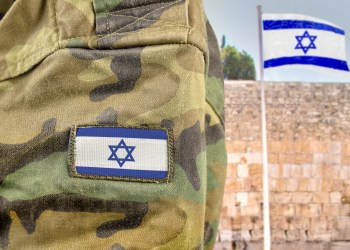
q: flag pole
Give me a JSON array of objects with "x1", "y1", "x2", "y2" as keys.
[{"x1": 257, "y1": 5, "x2": 271, "y2": 250}]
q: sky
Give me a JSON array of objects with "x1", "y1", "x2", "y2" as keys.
[{"x1": 203, "y1": 0, "x2": 350, "y2": 82}]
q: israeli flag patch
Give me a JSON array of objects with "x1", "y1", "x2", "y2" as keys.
[{"x1": 68, "y1": 125, "x2": 174, "y2": 183}]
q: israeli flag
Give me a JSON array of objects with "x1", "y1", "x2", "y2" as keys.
[
  {"x1": 72, "y1": 127, "x2": 170, "y2": 180},
  {"x1": 262, "y1": 13, "x2": 350, "y2": 72}
]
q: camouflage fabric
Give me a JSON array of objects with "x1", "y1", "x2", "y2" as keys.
[{"x1": 0, "y1": 0, "x2": 226, "y2": 249}]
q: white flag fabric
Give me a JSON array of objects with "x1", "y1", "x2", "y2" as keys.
[{"x1": 262, "y1": 13, "x2": 349, "y2": 72}]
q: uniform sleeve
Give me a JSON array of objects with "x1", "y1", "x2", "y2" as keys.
[{"x1": 0, "y1": 1, "x2": 226, "y2": 249}]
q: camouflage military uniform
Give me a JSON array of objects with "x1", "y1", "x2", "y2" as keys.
[{"x1": 0, "y1": 0, "x2": 226, "y2": 249}]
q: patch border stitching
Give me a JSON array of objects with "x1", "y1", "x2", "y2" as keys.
[{"x1": 68, "y1": 124, "x2": 174, "y2": 184}]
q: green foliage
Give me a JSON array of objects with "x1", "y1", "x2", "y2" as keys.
[
  {"x1": 221, "y1": 35, "x2": 226, "y2": 49},
  {"x1": 220, "y1": 45, "x2": 256, "y2": 80}
]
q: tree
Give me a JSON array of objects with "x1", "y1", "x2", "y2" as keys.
[
  {"x1": 221, "y1": 35, "x2": 226, "y2": 49},
  {"x1": 220, "y1": 45, "x2": 256, "y2": 80}
]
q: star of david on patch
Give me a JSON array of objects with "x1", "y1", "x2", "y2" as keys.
[
  {"x1": 108, "y1": 139, "x2": 136, "y2": 167},
  {"x1": 295, "y1": 30, "x2": 317, "y2": 54}
]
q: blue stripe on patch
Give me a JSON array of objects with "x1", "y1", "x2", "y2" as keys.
[
  {"x1": 263, "y1": 20, "x2": 345, "y2": 35},
  {"x1": 76, "y1": 166, "x2": 168, "y2": 179},
  {"x1": 264, "y1": 56, "x2": 350, "y2": 71},
  {"x1": 76, "y1": 127, "x2": 167, "y2": 140}
]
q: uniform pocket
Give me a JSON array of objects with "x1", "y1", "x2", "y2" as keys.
[{"x1": 93, "y1": 0, "x2": 190, "y2": 49}]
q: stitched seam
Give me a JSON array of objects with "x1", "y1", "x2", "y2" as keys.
[
  {"x1": 205, "y1": 97, "x2": 225, "y2": 126},
  {"x1": 68, "y1": 125, "x2": 77, "y2": 178},
  {"x1": 106, "y1": 13, "x2": 190, "y2": 30},
  {"x1": 167, "y1": 128, "x2": 175, "y2": 183},
  {"x1": 106, "y1": 0, "x2": 110, "y2": 35},
  {"x1": 104, "y1": 0, "x2": 108, "y2": 33},
  {"x1": 105, "y1": 0, "x2": 181, "y2": 15},
  {"x1": 106, "y1": 1, "x2": 180, "y2": 35},
  {"x1": 53, "y1": 0, "x2": 60, "y2": 49},
  {"x1": 100, "y1": 24, "x2": 189, "y2": 38},
  {"x1": 0, "y1": 46, "x2": 56, "y2": 70}
]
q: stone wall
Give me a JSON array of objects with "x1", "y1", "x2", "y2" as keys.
[{"x1": 216, "y1": 81, "x2": 350, "y2": 250}]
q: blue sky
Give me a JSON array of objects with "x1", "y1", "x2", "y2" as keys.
[{"x1": 203, "y1": 0, "x2": 350, "y2": 82}]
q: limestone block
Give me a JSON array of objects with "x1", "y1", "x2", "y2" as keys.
[
  {"x1": 312, "y1": 192, "x2": 330, "y2": 204},
  {"x1": 251, "y1": 229, "x2": 263, "y2": 241},
  {"x1": 286, "y1": 229, "x2": 301, "y2": 241},
  {"x1": 330, "y1": 192, "x2": 342, "y2": 204},
  {"x1": 237, "y1": 163, "x2": 249, "y2": 178},
  {"x1": 271, "y1": 229, "x2": 287, "y2": 242},
  {"x1": 274, "y1": 192, "x2": 292, "y2": 204},
  {"x1": 241, "y1": 229, "x2": 252, "y2": 242},
  {"x1": 236, "y1": 192, "x2": 249, "y2": 206}
]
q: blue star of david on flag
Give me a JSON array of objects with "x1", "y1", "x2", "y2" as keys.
[
  {"x1": 108, "y1": 139, "x2": 136, "y2": 167},
  {"x1": 295, "y1": 30, "x2": 317, "y2": 54}
]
